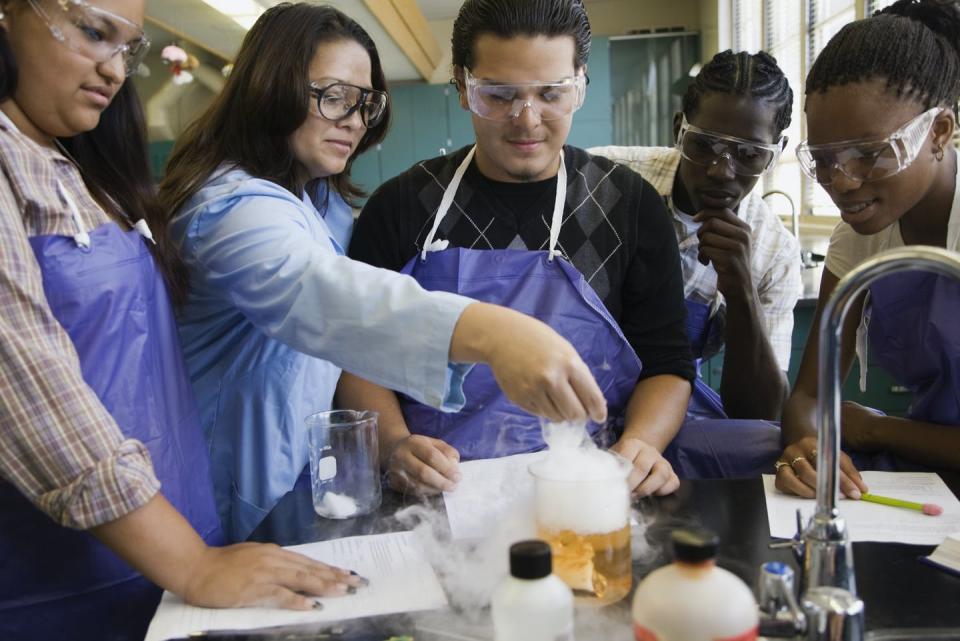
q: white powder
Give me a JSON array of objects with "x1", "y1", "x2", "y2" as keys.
[{"x1": 318, "y1": 491, "x2": 358, "y2": 518}]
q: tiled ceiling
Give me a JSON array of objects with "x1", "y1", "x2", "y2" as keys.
[{"x1": 146, "y1": 0, "x2": 421, "y2": 81}]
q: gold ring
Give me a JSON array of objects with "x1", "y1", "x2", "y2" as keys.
[
  {"x1": 809, "y1": 449, "x2": 817, "y2": 459},
  {"x1": 774, "y1": 460, "x2": 790, "y2": 473},
  {"x1": 789, "y1": 456, "x2": 806, "y2": 468}
]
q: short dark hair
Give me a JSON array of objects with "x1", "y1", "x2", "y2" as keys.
[
  {"x1": 451, "y1": 0, "x2": 591, "y2": 71},
  {"x1": 682, "y1": 50, "x2": 794, "y2": 136},
  {"x1": 806, "y1": 0, "x2": 960, "y2": 112},
  {"x1": 160, "y1": 2, "x2": 390, "y2": 221}
]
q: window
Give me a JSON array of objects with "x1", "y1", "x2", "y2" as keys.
[
  {"x1": 729, "y1": 0, "x2": 884, "y2": 217},
  {"x1": 732, "y1": 0, "x2": 763, "y2": 53},
  {"x1": 865, "y1": 0, "x2": 897, "y2": 15}
]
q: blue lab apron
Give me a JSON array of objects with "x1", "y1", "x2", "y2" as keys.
[
  {"x1": 662, "y1": 286, "x2": 782, "y2": 478},
  {"x1": 0, "y1": 220, "x2": 222, "y2": 641},
  {"x1": 849, "y1": 271, "x2": 960, "y2": 471},
  {"x1": 203, "y1": 183, "x2": 352, "y2": 543},
  {"x1": 397, "y1": 146, "x2": 643, "y2": 460}
]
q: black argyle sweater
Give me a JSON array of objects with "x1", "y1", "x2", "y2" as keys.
[{"x1": 350, "y1": 145, "x2": 694, "y2": 382}]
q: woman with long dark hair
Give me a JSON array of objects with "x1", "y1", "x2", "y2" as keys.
[
  {"x1": 160, "y1": 2, "x2": 607, "y2": 542},
  {"x1": 0, "y1": 2, "x2": 362, "y2": 639}
]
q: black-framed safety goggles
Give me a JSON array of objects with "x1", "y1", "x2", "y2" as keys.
[{"x1": 309, "y1": 81, "x2": 388, "y2": 128}]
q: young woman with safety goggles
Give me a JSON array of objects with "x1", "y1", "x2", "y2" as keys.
[
  {"x1": 158, "y1": 3, "x2": 607, "y2": 544},
  {"x1": 0, "y1": 1, "x2": 370, "y2": 640},
  {"x1": 776, "y1": 0, "x2": 960, "y2": 499}
]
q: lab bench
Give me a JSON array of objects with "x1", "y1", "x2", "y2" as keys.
[{"x1": 246, "y1": 472, "x2": 960, "y2": 640}]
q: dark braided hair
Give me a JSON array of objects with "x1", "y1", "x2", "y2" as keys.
[
  {"x1": 682, "y1": 50, "x2": 794, "y2": 136},
  {"x1": 806, "y1": 0, "x2": 960, "y2": 113},
  {"x1": 452, "y1": 0, "x2": 591, "y2": 71}
]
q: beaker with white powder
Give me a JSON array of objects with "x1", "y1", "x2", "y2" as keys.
[{"x1": 305, "y1": 410, "x2": 381, "y2": 519}]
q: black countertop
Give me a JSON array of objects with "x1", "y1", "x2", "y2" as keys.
[{"x1": 248, "y1": 473, "x2": 960, "y2": 639}]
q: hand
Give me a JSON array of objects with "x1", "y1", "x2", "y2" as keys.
[
  {"x1": 773, "y1": 435, "x2": 869, "y2": 499},
  {"x1": 693, "y1": 208, "x2": 754, "y2": 300},
  {"x1": 182, "y1": 543, "x2": 366, "y2": 610},
  {"x1": 841, "y1": 401, "x2": 885, "y2": 452},
  {"x1": 453, "y1": 304, "x2": 608, "y2": 424},
  {"x1": 609, "y1": 437, "x2": 679, "y2": 497},
  {"x1": 385, "y1": 434, "x2": 461, "y2": 495}
]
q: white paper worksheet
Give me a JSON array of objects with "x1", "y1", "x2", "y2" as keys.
[
  {"x1": 143, "y1": 531, "x2": 448, "y2": 641},
  {"x1": 763, "y1": 471, "x2": 960, "y2": 544},
  {"x1": 442, "y1": 451, "x2": 544, "y2": 540}
]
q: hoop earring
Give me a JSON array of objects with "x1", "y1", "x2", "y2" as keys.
[{"x1": 936, "y1": 144, "x2": 945, "y2": 161}]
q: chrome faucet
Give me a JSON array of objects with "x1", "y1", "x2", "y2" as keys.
[
  {"x1": 762, "y1": 189, "x2": 798, "y2": 238},
  {"x1": 807, "y1": 245, "x2": 960, "y2": 593},
  {"x1": 761, "y1": 246, "x2": 960, "y2": 640}
]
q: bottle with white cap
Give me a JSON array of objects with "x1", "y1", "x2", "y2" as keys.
[
  {"x1": 491, "y1": 539, "x2": 574, "y2": 641},
  {"x1": 631, "y1": 528, "x2": 759, "y2": 641}
]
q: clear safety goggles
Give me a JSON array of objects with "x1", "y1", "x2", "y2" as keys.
[
  {"x1": 796, "y1": 107, "x2": 942, "y2": 185},
  {"x1": 309, "y1": 81, "x2": 388, "y2": 128},
  {"x1": 675, "y1": 114, "x2": 785, "y2": 177},
  {"x1": 462, "y1": 68, "x2": 587, "y2": 121},
  {"x1": 28, "y1": 0, "x2": 150, "y2": 76}
]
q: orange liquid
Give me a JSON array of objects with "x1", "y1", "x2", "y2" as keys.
[{"x1": 538, "y1": 523, "x2": 632, "y2": 606}]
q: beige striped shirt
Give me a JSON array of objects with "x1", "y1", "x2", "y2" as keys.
[
  {"x1": 589, "y1": 145, "x2": 801, "y2": 370},
  {"x1": 0, "y1": 108, "x2": 159, "y2": 529}
]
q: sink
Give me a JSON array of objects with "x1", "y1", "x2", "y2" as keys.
[{"x1": 865, "y1": 629, "x2": 960, "y2": 641}]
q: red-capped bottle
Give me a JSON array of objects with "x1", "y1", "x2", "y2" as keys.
[{"x1": 632, "y1": 528, "x2": 758, "y2": 641}]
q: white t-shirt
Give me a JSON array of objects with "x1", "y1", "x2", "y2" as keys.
[{"x1": 825, "y1": 158, "x2": 960, "y2": 279}]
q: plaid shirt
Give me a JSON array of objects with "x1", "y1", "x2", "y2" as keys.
[
  {"x1": 589, "y1": 145, "x2": 801, "y2": 370},
  {"x1": 0, "y1": 110, "x2": 159, "y2": 530}
]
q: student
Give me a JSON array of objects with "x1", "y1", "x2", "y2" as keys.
[
  {"x1": 776, "y1": 0, "x2": 960, "y2": 499},
  {"x1": 0, "y1": 1, "x2": 362, "y2": 639},
  {"x1": 159, "y1": 3, "x2": 607, "y2": 543},
  {"x1": 590, "y1": 51, "x2": 802, "y2": 478},
  {"x1": 346, "y1": 0, "x2": 695, "y2": 497}
]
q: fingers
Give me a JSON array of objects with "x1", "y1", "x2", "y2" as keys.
[
  {"x1": 774, "y1": 463, "x2": 816, "y2": 498},
  {"x1": 635, "y1": 458, "x2": 679, "y2": 497},
  {"x1": 545, "y1": 374, "x2": 589, "y2": 423},
  {"x1": 839, "y1": 453, "x2": 868, "y2": 498},
  {"x1": 388, "y1": 438, "x2": 461, "y2": 493},
  {"x1": 568, "y1": 359, "x2": 608, "y2": 424}
]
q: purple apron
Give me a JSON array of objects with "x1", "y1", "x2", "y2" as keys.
[
  {"x1": 0, "y1": 214, "x2": 222, "y2": 641},
  {"x1": 849, "y1": 271, "x2": 960, "y2": 470},
  {"x1": 398, "y1": 146, "x2": 642, "y2": 460},
  {"x1": 663, "y1": 283, "x2": 782, "y2": 478}
]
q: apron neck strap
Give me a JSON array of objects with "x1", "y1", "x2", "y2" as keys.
[{"x1": 421, "y1": 145, "x2": 568, "y2": 260}]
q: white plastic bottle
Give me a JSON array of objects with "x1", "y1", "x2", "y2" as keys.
[
  {"x1": 632, "y1": 528, "x2": 759, "y2": 641},
  {"x1": 492, "y1": 540, "x2": 575, "y2": 641}
]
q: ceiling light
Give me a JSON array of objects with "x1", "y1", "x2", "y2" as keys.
[{"x1": 200, "y1": 0, "x2": 264, "y2": 30}]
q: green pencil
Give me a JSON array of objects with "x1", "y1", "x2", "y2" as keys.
[{"x1": 860, "y1": 492, "x2": 943, "y2": 516}]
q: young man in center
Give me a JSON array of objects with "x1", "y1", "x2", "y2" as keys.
[{"x1": 344, "y1": 0, "x2": 695, "y2": 496}]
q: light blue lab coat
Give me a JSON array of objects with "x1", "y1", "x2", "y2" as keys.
[{"x1": 171, "y1": 168, "x2": 472, "y2": 541}]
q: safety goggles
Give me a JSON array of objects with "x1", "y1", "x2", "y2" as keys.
[
  {"x1": 28, "y1": 0, "x2": 150, "y2": 76},
  {"x1": 309, "y1": 81, "x2": 388, "y2": 128},
  {"x1": 462, "y1": 68, "x2": 587, "y2": 121},
  {"x1": 675, "y1": 114, "x2": 785, "y2": 177},
  {"x1": 796, "y1": 107, "x2": 942, "y2": 185}
]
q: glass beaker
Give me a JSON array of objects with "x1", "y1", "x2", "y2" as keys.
[
  {"x1": 305, "y1": 409, "x2": 381, "y2": 519},
  {"x1": 528, "y1": 449, "x2": 632, "y2": 605}
]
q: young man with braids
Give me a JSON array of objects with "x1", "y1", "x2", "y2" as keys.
[
  {"x1": 776, "y1": 0, "x2": 960, "y2": 499},
  {"x1": 344, "y1": 0, "x2": 695, "y2": 497},
  {"x1": 591, "y1": 51, "x2": 802, "y2": 479}
]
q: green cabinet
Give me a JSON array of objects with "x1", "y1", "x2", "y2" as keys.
[{"x1": 701, "y1": 304, "x2": 912, "y2": 417}]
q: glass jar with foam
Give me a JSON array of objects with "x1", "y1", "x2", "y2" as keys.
[{"x1": 528, "y1": 441, "x2": 632, "y2": 606}]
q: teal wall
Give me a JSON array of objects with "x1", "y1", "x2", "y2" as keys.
[
  {"x1": 147, "y1": 37, "x2": 615, "y2": 194},
  {"x1": 352, "y1": 36, "x2": 614, "y2": 199},
  {"x1": 701, "y1": 305, "x2": 913, "y2": 417}
]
